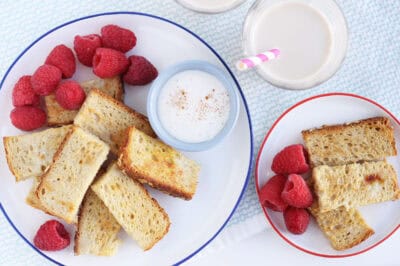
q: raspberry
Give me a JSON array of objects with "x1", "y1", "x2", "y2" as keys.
[
  {"x1": 10, "y1": 106, "x2": 46, "y2": 131},
  {"x1": 259, "y1": 175, "x2": 288, "y2": 212},
  {"x1": 281, "y1": 174, "x2": 313, "y2": 208},
  {"x1": 31, "y1": 64, "x2": 62, "y2": 96},
  {"x1": 45, "y1": 44, "x2": 76, "y2": 78},
  {"x1": 283, "y1": 207, "x2": 310, "y2": 234},
  {"x1": 74, "y1": 34, "x2": 102, "y2": 67},
  {"x1": 271, "y1": 144, "x2": 309, "y2": 175},
  {"x1": 101, "y1": 24, "x2": 136, "y2": 53},
  {"x1": 12, "y1": 75, "x2": 40, "y2": 107},
  {"x1": 92, "y1": 48, "x2": 129, "y2": 78},
  {"x1": 55, "y1": 80, "x2": 86, "y2": 110},
  {"x1": 123, "y1": 55, "x2": 158, "y2": 85},
  {"x1": 33, "y1": 220, "x2": 70, "y2": 251}
]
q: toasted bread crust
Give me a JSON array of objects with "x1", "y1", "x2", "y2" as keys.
[
  {"x1": 114, "y1": 76, "x2": 125, "y2": 101},
  {"x1": 307, "y1": 177, "x2": 375, "y2": 251},
  {"x1": 133, "y1": 179, "x2": 170, "y2": 251},
  {"x1": 91, "y1": 163, "x2": 170, "y2": 250},
  {"x1": 303, "y1": 117, "x2": 392, "y2": 134},
  {"x1": 3, "y1": 137, "x2": 19, "y2": 180},
  {"x1": 46, "y1": 76, "x2": 124, "y2": 126},
  {"x1": 74, "y1": 206, "x2": 83, "y2": 254},
  {"x1": 35, "y1": 126, "x2": 77, "y2": 222},
  {"x1": 25, "y1": 177, "x2": 45, "y2": 210},
  {"x1": 117, "y1": 127, "x2": 198, "y2": 200},
  {"x1": 36, "y1": 126, "x2": 109, "y2": 224},
  {"x1": 74, "y1": 189, "x2": 121, "y2": 256},
  {"x1": 309, "y1": 203, "x2": 375, "y2": 250},
  {"x1": 74, "y1": 89, "x2": 156, "y2": 154},
  {"x1": 89, "y1": 89, "x2": 155, "y2": 137},
  {"x1": 340, "y1": 228, "x2": 374, "y2": 250},
  {"x1": 118, "y1": 152, "x2": 193, "y2": 200},
  {"x1": 4, "y1": 126, "x2": 73, "y2": 182},
  {"x1": 302, "y1": 117, "x2": 397, "y2": 251},
  {"x1": 45, "y1": 93, "x2": 78, "y2": 126},
  {"x1": 302, "y1": 117, "x2": 397, "y2": 167},
  {"x1": 312, "y1": 161, "x2": 400, "y2": 212}
]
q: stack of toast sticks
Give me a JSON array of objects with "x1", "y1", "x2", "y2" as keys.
[
  {"x1": 302, "y1": 117, "x2": 400, "y2": 250},
  {"x1": 3, "y1": 76, "x2": 200, "y2": 255}
]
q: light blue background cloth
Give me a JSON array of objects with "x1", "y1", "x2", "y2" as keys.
[{"x1": 1, "y1": 0, "x2": 399, "y2": 265}]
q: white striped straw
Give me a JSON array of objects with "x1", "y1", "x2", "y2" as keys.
[{"x1": 236, "y1": 49, "x2": 280, "y2": 71}]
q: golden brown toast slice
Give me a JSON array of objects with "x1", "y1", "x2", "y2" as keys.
[
  {"x1": 302, "y1": 117, "x2": 397, "y2": 167},
  {"x1": 118, "y1": 127, "x2": 200, "y2": 200},
  {"x1": 37, "y1": 126, "x2": 109, "y2": 224},
  {"x1": 74, "y1": 189, "x2": 121, "y2": 256},
  {"x1": 308, "y1": 201, "x2": 374, "y2": 250},
  {"x1": 312, "y1": 161, "x2": 400, "y2": 212},
  {"x1": 74, "y1": 89, "x2": 155, "y2": 154},
  {"x1": 45, "y1": 76, "x2": 124, "y2": 126},
  {"x1": 91, "y1": 163, "x2": 170, "y2": 251},
  {"x1": 26, "y1": 176, "x2": 44, "y2": 210},
  {"x1": 3, "y1": 125, "x2": 73, "y2": 181},
  {"x1": 26, "y1": 176, "x2": 78, "y2": 224}
]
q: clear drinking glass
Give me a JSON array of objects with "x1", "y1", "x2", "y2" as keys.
[
  {"x1": 242, "y1": 0, "x2": 348, "y2": 90},
  {"x1": 176, "y1": 0, "x2": 246, "y2": 13}
]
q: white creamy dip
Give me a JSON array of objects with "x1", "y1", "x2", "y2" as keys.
[{"x1": 158, "y1": 70, "x2": 230, "y2": 143}]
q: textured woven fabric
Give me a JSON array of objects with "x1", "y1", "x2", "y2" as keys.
[{"x1": 0, "y1": 0, "x2": 399, "y2": 265}]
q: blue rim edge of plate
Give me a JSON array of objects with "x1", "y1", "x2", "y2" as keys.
[{"x1": 0, "y1": 11, "x2": 254, "y2": 266}]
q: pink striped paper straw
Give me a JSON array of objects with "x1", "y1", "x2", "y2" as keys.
[{"x1": 236, "y1": 49, "x2": 280, "y2": 71}]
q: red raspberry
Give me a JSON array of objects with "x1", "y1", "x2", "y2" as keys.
[
  {"x1": 259, "y1": 175, "x2": 288, "y2": 212},
  {"x1": 31, "y1": 64, "x2": 62, "y2": 96},
  {"x1": 33, "y1": 220, "x2": 70, "y2": 251},
  {"x1": 123, "y1": 55, "x2": 158, "y2": 85},
  {"x1": 55, "y1": 80, "x2": 86, "y2": 110},
  {"x1": 281, "y1": 174, "x2": 313, "y2": 208},
  {"x1": 92, "y1": 48, "x2": 129, "y2": 78},
  {"x1": 10, "y1": 106, "x2": 46, "y2": 131},
  {"x1": 271, "y1": 144, "x2": 309, "y2": 175},
  {"x1": 74, "y1": 34, "x2": 102, "y2": 67},
  {"x1": 12, "y1": 75, "x2": 40, "y2": 107},
  {"x1": 283, "y1": 207, "x2": 310, "y2": 234},
  {"x1": 101, "y1": 24, "x2": 136, "y2": 53},
  {"x1": 45, "y1": 44, "x2": 76, "y2": 78}
]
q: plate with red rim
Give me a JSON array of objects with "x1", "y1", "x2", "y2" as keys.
[
  {"x1": 255, "y1": 92, "x2": 400, "y2": 257},
  {"x1": 0, "y1": 12, "x2": 253, "y2": 265}
]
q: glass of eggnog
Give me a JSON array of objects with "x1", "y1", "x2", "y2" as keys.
[{"x1": 242, "y1": 0, "x2": 348, "y2": 90}]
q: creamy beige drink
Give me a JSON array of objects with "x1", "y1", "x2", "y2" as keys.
[
  {"x1": 243, "y1": 0, "x2": 348, "y2": 90},
  {"x1": 251, "y1": 3, "x2": 332, "y2": 81}
]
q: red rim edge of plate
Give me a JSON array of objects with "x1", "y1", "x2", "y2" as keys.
[{"x1": 254, "y1": 92, "x2": 400, "y2": 258}]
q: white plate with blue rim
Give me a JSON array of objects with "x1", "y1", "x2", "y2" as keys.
[{"x1": 0, "y1": 12, "x2": 253, "y2": 265}]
